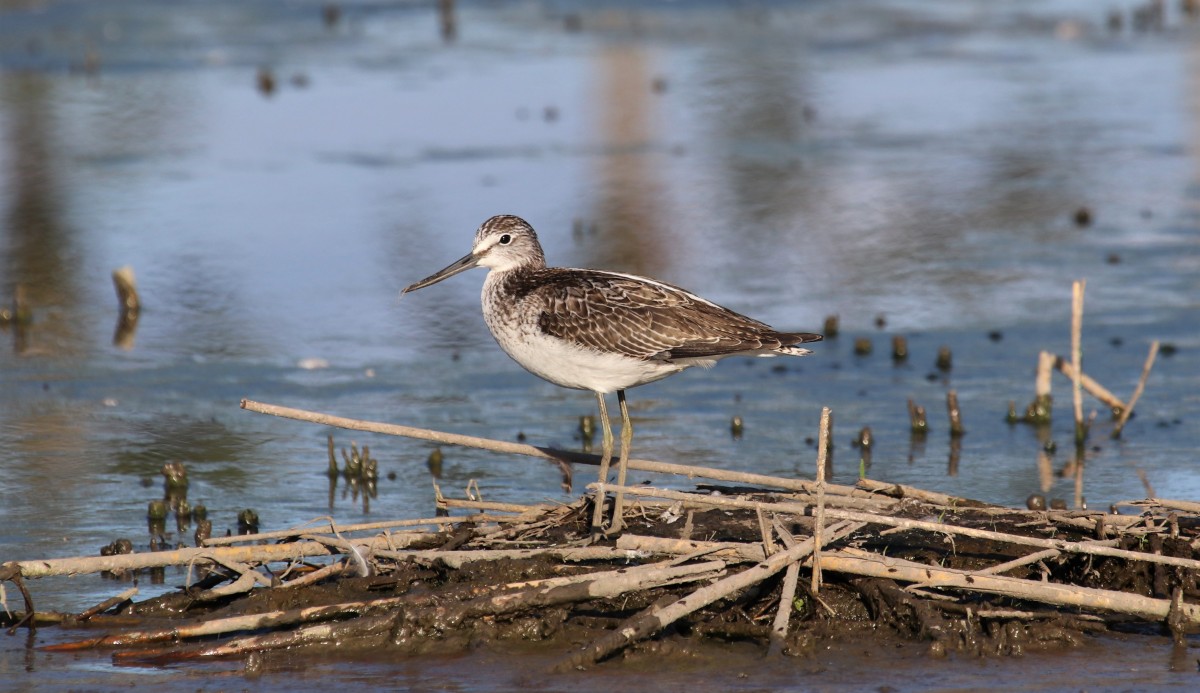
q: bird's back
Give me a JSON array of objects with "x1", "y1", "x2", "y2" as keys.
[{"x1": 507, "y1": 267, "x2": 822, "y2": 364}]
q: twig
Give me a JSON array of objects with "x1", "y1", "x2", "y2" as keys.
[
  {"x1": 614, "y1": 535, "x2": 766, "y2": 563},
  {"x1": 437, "y1": 498, "x2": 543, "y2": 514},
  {"x1": 1071, "y1": 279, "x2": 1086, "y2": 446},
  {"x1": 812, "y1": 407, "x2": 831, "y2": 593},
  {"x1": 946, "y1": 390, "x2": 964, "y2": 437},
  {"x1": 975, "y1": 548, "x2": 1062, "y2": 576},
  {"x1": 1054, "y1": 357, "x2": 1126, "y2": 412},
  {"x1": 769, "y1": 523, "x2": 802, "y2": 656},
  {"x1": 1112, "y1": 340, "x2": 1159, "y2": 438},
  {"x1": 76, "y1": 587, "x2": 138, "y2": 621},
  {"x1": 854, "y1": 478, "x2": 996, "y2": 508},
  {"x1": 202, "y1": 514, "x2": 529, "y2": 547},
  {"x1": 374, "y1": 546, "x2": 644, "y2": 569},
  {"x1": 3, "y1": 541, "x2": 335, "y2": 579}
]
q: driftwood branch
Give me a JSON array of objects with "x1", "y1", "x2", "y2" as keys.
[
  {"x1": 3, "y1": 541, "x2": 335, "y2": 580},
  {"x1": 241, "y1": 399, "x2": 863, "y2": 497}
]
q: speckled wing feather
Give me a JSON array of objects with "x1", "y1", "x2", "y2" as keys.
[{"x1": 527, "y1": 269, "x2": 821, "y2": 362}]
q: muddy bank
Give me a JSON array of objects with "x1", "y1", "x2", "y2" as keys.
[{"x1": 6, "y1": 472, "x2": 1197, "y2": 673}]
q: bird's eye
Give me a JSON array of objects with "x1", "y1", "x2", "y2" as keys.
[{"x1": 498, "y1": 234, "x2": 512, "y2": 245}]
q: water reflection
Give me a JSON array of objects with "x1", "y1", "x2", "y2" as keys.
[
  {"x1": 589, "y1": 43, "x2": 668, "y2": 277},
  {"x1": 1, "y1": 72, "x2": 82, "y2": 357}
]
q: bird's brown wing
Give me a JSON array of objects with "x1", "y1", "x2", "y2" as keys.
[{"x1": 530, "y1": 269, "x2": 819, "y2": 361}]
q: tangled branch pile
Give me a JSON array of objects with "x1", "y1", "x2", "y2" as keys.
[{"x1": 4, "y1": 474, "x2": 1198, "y2": 670}]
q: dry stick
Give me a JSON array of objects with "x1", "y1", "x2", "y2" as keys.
[
  {"x1": 1036, "y1": 350, "x2": 1055, "y2": 401},
  {"x1": 1112, "y1": 340, "x2": 1160, "y2": 438},
  {"x1": 558, "y1": 521, "x2": 863, "y2": 670},
  {"x1": 76, "y1": 587, "x2": 138, "y2": 621},
  {"x1": 811, "y1": 407, "x2": 831, "y2": 594},
  {"x1": 190, "y1": 570, "x2": 260, "y2": 602},
  {"x1": 46, "y1": 594, "x2": 416, "y2": 651},
  {"x1": 114, "y1": 613, "x2": 399, "y2": 663},
  {"x1": 1054, "y1": 357, "x2": 1126, "y2": 412},
  {"x1": 768, "y1": 522, "x2": 802, "y2": 656},
  {"x1": 437, "y1": 498, "x2": 542, "y2": 514},
  {"x1": 279, "y1": 561, "x2": 349, "y2": 589},
  {"x1": 594, "y1": 484, "x2": 1200, "y2": 572},
  {"x1": 974, "y1": 548, "x2": 1061, "y2": 576},
  {"x1": 3, "y1": 541, "x2": 336, "y2": 580},
  {"x1": 946, "y1": 390, "x2": 964, "y2": 437},
  {"x1": 241, "y1": 399, "x2": 872, "y2": 497},
  {"x1": 975, "y1": 539, "x2": 1120, "y2": 577},
  {"x1": 852, "y1": 478, "x2": 997, "y2": 508},
  {"x1": 907, "y1": 398, "x2": 927, "y2": 434},
  {"x1": 616, "y1": 535, "x2": 766, "y2": 563},
  {"x1": 203, "y1": 513, "x2": 531, "y2": 547},
  {"x1": 374, "y1": 546, "x2": 643, "y2": 569},
  {"x1": 1071, "y1": 279, "x2": 1086, "y2": 446},
  {"x1": 822, "y1": 547, "x2": 1200, "y2": 626},
  {"x1": 1118, "y1": 498, "x2": 1200, "y2": 514}
]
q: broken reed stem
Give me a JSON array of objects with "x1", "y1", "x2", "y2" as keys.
[
  {"x1": 374, "y1": 546, "x2": 639, "y2": 569},
  {"x1": 241, "y1": 399, "x2": 863, "y2": 497},
  {"x1": 769, "y1": 523, "x2": 803, "y2": 656},
  {"x1": 76, "y1": 587, "x2": 138, "y2": 621},
  {"x1": 203, "y1": 513, "x2": 532, "y2": 547},
  {"x1": 436, "y1": 498, "x2": 541, "y2": 514},
  {"x1": 906, "y1": 398, "x2": 927, "y2": 435},
  {"x1": 1054, "y1": 357, "x2": 1126, "y2": 412},
  {"x1": 946, "y1": 390, "x2": 964, "y2": 437},
  {"x1": 1071, "y1": 279, "x2": 1086, "y2": 446},
  {"x1": 1036, "y1": 351, "x2": 1054, "y2": 399},
  {"x1": 1112, "y1": 340, "x2": 1159, "y2": 438},
  {"x1": 2, "y1": 541, "x2": 336, "y2": 579},
  {"x1": 812, "y1": 407, "x2": 831, "y2": 593},
  {"x1": 853, "y1": 478, "x2": 998, "y2": 508},
  {"x1": 616, "y1": 535, "x2": 766, "y2": 563},
  {"x1": 111, "y1": 266, "x2": 140, "y2": 315}
]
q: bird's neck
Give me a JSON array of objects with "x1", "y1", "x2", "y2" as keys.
[{"x1": 484, "y1": 263, "x2": 547, "y2": 301}]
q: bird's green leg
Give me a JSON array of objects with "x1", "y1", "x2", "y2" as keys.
[
  {"x1": 606, "y1": 390, "x2": 633, "y2": 534},
  {"x1": 589, "y1": 392, "x2": 615, "y2": 538}
]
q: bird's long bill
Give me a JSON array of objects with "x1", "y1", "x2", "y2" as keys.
[{"x1": 402, "y1": 253, "x2": 479, "y2": 293}]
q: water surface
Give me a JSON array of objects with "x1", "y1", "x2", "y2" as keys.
[{"x1": 1, "y1": 0, "x2": 1198, "y2": 689}]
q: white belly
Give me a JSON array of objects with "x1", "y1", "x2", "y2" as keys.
[
  {"x1": 494, "y1": 328, "x2": 687, "y2": 393},
  {"x1": 480, "y1": 284, "x2": 692, "y2": 392}
]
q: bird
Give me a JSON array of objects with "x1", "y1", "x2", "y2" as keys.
[{"x1": 402, "y1": 215, "x2": 822, "y2": 536}]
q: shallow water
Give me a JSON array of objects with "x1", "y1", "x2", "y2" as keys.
[{"x1": 1, "y1": 0, "x2": 1198, "y2": 688}]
